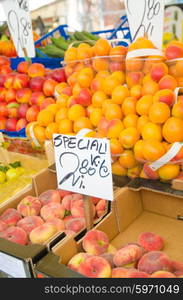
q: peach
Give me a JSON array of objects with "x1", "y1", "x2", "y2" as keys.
[
  {"x1": 137, "y1": 251, "x2": 172, "y2": 274},
  {"x1": 68, "y1": 252, "x2": 91, "y2": 272},
  {"x1": 62, "y1": 193, "x2": 83, "y2": 211},
  {"x1": 0, "y1": 87, "x2": 6, "y2": 101},
  {"x1": 153, "y1": 89, "x2": 175, "y2": 107},
  {"x1": 107, "y1": 244, "x2": 117, "y2": 254},
  {"x1": 29, "y1": 76, "x2": 45, "y2": 92},
  {"x1": 26, "y1": 105, "x2": 39, "y2": 123},
  {"x1": 38, "y1": 190, "x2": 61, "y2": 206},
  {"x1": 28, "y1": 63, "x2": 46, "y2": 78},
  {"x1": 111, "y1": 267, "x2": 130, "y2": 278},
  {"x1": 29, "y1": 92, "x2": 45, "y2": 106},
  {"x1": 13, "y1": 74, "x2": 29, "y2": 89},
  {"x1": 65, "y1": 217, "x2": 85, "y2": 233},
  {"x1": 40, "y1": 203, "x2": 65, "y2": 221},
  {"x1": 16, "y1": 88, "x2": 32, "y2": 104},
  {"x1": 113, "y1": 244, "x2": 144, "y2": 267},
  {"x1": 63, "y1": 230, "x2": 75, "y2": 236},
  {"x1": 128, "y1": 269, "x2": 150, "y2": 278},
  {"x1": 43, "y1": 79, "x2": 57, "y2": 97},
  {"x1": 78, "y1": 256, "x2": 111, "y2": 278},
  {"x1": 71, "y1": 200, "x2": 85, "y2": 218},
  {"x1": 151, "y1": 271, "x2": 176, "y2": 278},
  {"x1": 29, "y1": 223, "x2": 57, "y2": 244},
  {"x1": 96, "y1": 199, "x2": 107, "y2": 218},
  {"x1": 150, "y1": 63, "x2": 168, "y2": 82},
  {"x1": 159, "y1": 75, "x2": 177, "y2": 90},
  {"x1": 17, "y1": 61, "x2": 30, "y2": 74},
  {"x1": 165, "y1": 43, "x2": 183, "y2": 60},
  {"x1": 0, "y1": 208, "x2": 21, "y2": 226},
  {"x1": 82, "y1": 230, "x2": 109, "y2": 255},
  {"x1": 17, "y1": 196, "x2": 42, "y2": 217},
  {"x1": 138, "y1": 232, "x2": 164, "y2": 252},
  {"x1": 57, "y1": 189, "x2": 72, "y2": 199},
  {"x1": 76, "y1": 88, "x2": 92, "y2": 107},
  {"x1": 17, "y1": 216, "x2": 44, "y2": 235},
  {"x1": 90, "y1": 197, "x2": 101, "y2": 205},
  {"x1": 0, "y1": 220, "x2": 7, "y2": 232},
  {"x1": 0, "y1": 226, "x2": 28, "y2": 245},
  {"x1": 64, "y1": 215, "x2": 73, "y2": 224},
  {"x1": 4, "y1": 73, "x2": 16, "y2": 89},
  {"x1": 143, "y1": 163, "x2": 159, "y2": 180},
  {"x1": 171, "y1": 260, "x2": 183, "y2": 276},
  {"x1": 5, "y1": 88, "x2": 16, "y2": 103},
  {"x1": 16, "y1": 118, "x2": 28, "y2": 131},
  {"x1": 100, "y1": 253, "x2": 115, "y2": 268},
  {"x1": 46, "y1": 218, "x2": 65, "y2": 232}
]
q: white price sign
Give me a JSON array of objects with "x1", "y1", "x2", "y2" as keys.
[
  {"x1": 0, "y1": 252, "x2": 27, "y2": 278},
  {"x1": 124, "y1": 0, "x2": 165, "y2": 49},
  {"x1": 2, "y1": 0, "x2": 35, "y2": 57},
  {"x1": 53, "y1": 134, "x2": 114, "y2": 201}
]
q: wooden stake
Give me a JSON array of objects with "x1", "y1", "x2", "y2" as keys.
[{"x1": 84, "y1": 195, "x2": 94, "y2": 231}]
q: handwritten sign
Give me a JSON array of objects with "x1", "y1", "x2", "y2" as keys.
[
  {"x1": 124, "y1": 0, "x2": 165, "y2": 49},
  {"x1": 2, "y1": 0, "x2": 35, "y2": 57},
  {"x1": 53, "y1": 134, "x2": 113, "y2": 201}
]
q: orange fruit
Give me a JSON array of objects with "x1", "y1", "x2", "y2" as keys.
[
  {"x1": 141, "y1": 80, "x2": 159, "y2": 96},
  {"x1": 46, "y1": 103, "x2": 59, "y2": 115},
  {"x1": 119, "y1": 127, "x2": 140, "y2": 149},
  {"x1": 72, "y1": 83, "x2": 82, "y2": 96},
  {"x1": 93, "y1": 38, "x2": 111, "y2": 56},
  {"x1": 77, "y1": 45, "x2": 93, "y2": 60},
  {"x1": 142, "y1": 122, "x2": 162, "y2": 141},
  {"x1": 119, "y1": 150, "x2": 137, "y2": 168},
  {"x1": 107, "y1": 119, "x2": 124, "y2": 138},
  {"x1": 123, "y1": 114, "x2": 138, "y2": 128},
  {"x1": 55, "y1": 108, "x2": 68, "y2": 123},
  {"x1": 77, "y1": 68, "x2": 94, "y2": 88},
  {"x1": 45, "y1": 122, "x2": 59, "y2": 139},
  {"x1": 136, "y1": 95, "x2": 153, "y2": 116},
  {"x1": 102, "y1": 75, "x2": 121, "y2": 96},
  {"x1": 162, "y1": 117, "x2": 183, "y2": 143},
  {"x1": 33, "y1": 125, "x2": 46, "y2": 142},
  {"x1": 110, "y1": 138, "x2": 124, "y2": 155},
  {"x1": 143, "y1": 74, "x2": 152, "y2": 84},
  {"x1": 158, "y1": 164, "x2": 180, "y2": 181},
  {"x1": 56, "y1": 94, "x2": 69, "y2": 107},
  {"x1": 112, "y1": 85, "x2": 130, "y2": 105},
  {"x1": 92, "y1": 58, "x2": 109, "y2": 72},
  {"x1": 112, "y1": 160, "x2": 127, "y2": 176},
  {"x1": 92, "y1": 91, "x2": 107, "y2": 107},
  {"x1": 126, "y1": 59, "x2": 144, "y2": 72},
  {"x1": 137, "y1": 115, "x2": 149, "y2": 134},
  {"x1": 126, "y1": 72, "x2": 143, "y2": 88},
  {"x1": 102, "y1": 99, "x2": 113, "y2": 115},
  {"x1": 55, "y1": 82, "x2": 68, "y2": 95},
  {"x1": 172, "y1": 102, "x2": 183, "y2": 119},
  {"x1": 96, "y1": 70, "x2": 110, "y2": 79},
  {"x1": 130, "y1": 85, "x2": 142, "y2": 99},
  {"x1": 127, "y1": 165, "x2": 142, "y2": 178},
  {"x1": 149, "y1": 102, "x2": 170, "y2": 124},
  {"x1": 68, "y1": 104, "x2": 86, "y2": 121},
  {"x1": 143, "y1": 139, "x2": 165, "y2": 162},
  {"x1": 64, "y1": 47, "x2": 77, "y2": 62},
  {"x1": 122, "y1": 97, "x2": 137, "y2": 116},
  {"x1": 58, "y1": 119, "x2": 73, "y2": 134},
  {"x1": 37, "y1": 110, "x2": 55, "y2": 127},
  {"x1": 90, "y1": 108, "x2": 103, "y2": 126},
  {"x1": 67, "y1": 71, "x2": 78, "y2": 87},
  {"x1": 90, "y1": 77, "x2": 104, "y2": 92},
  {"x1": 134, "y1": 140, "x2": 145, "y2": 161},
  {"x1": 105, "y1": 103, "x2": 123, "y2": 121},
  {"x1": 153, "y1": 89, "x2": 175, "y2": 104},
  {"x1": 73, "y1": 117, "x2": 93, "y2": 133},
  {"x1": 110, "y1": 45, "x2": 127, "y2": 57},
  {"x1": 111, "y1": 71, "x2": 125, "y2": 85},
  {"x1": 86, "y1": 105, "x2": 95, "y2": 117}
]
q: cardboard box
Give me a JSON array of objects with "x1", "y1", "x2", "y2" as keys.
[{"x1": 35, "y1": 181, "x2": 183, "y2": 278}]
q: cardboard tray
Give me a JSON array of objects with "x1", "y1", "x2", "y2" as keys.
[{"x1": 35, "y1": 182, "x2": 183, "y2": 278}]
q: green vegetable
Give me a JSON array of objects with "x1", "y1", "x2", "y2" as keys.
[
  {"x1": 51, "y1": 37, "x2": 69, "y2": 51},
  {"x1": 81, "y1": 31, "x2": 100, "y2": 41},
  {"x1": 43, "y1": 44, "x2": 65, "y2": 58},
  {"x1": 9, "y1": 161, "x2": 21, "y2": 168},
  {"x1": 73, "y1": 31, "x2": 87, "y2": 41}
]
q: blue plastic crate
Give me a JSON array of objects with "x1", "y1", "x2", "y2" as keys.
[
  {"x1": 0, "y1": 128, "x2": 26, "y2": 138},
  {"x1": 10, "y1": 57, "x2": 63, "y2": 70}
]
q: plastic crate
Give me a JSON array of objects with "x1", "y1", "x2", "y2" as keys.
[
  {"x1": 10, "y1": 57, "x2": 63, "y2": 70},
  {"x1": 0, "y1": 128, "x2": 26, "y2": 138}
]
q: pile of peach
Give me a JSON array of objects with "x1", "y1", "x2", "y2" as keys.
[
  {"x1": 67, "y1": 230, "x2": 183, "y2": 278},
  {"x1": 0, "y1": 57, "x2": 66, "y2": 133},
  {"x1": 0, "y1": 190, "x2": 107, "y2": 246}
]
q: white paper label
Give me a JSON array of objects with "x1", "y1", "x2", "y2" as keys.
[
  {"x1": 124, "y1": 0, "x2": 165, "y2": 49},
  {"x1": 53, "y1": 134, "x2": 114, "y2": 201},
  {"x1": 0, "y1": 252, "x2": 27, "y2": 278},
  {"x1": 2, "y1": 0, "x2": 35, "y2": 57}
]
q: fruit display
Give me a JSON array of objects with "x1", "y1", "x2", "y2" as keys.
[
  {"x1": 0, "y1": 161, "x2": 25, "y2": 184},
  {"x1": 66, "y1": 229, "x2": 183, "y2": 278},
  {"x1": 36, "y1": 31, "x2": 99, "y2": 58},
  {"x1": 0, "y1": 190, "x2": 108, "y2": 246},
  {"x1": 0, "y1": 56, "x2": 66, "y2": 135}
]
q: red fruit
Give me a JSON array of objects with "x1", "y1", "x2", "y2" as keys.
[
  {"x1": 7, "y1": 102, "x2": 19, "y2": 118},
  {"x1": 0, "y1": 87, "x2": 6, "y2": 101},
  {"x1": 6, "y1": 118, "x2": 18, "y2": 131},
  {"x1": 13, "y1": 74, "x2": 29, "y2": 89},
  {"x1": 51, "y1": 68, "x2": 66, "y2": 83},
  {"x1": 5, "y1": 88, "x2": 16, "y2": 103},
  {"x1": 4, "y1": 73, "x2": 16, "y2": 89},
  {"x1": 43, "y1": 79, "x2": 57, "y2": 97},
  {"x1": 0, "y1": 74, "x2": 6, "y2": 87},
  {"x1": 138, "y1": 251, "x2": 172, "y2": 274},
  {"x1": 61, "y1": 87, "x2": 72, "y2": 96},
  {"x1": 0, "y1": 65, "x2": 12, "y2": 75},
  {"x1": 28, "y1": 63, "x2": 45, "y2": 78},
  {"x1": 138, "y1": 232, "x2": 164, "y2": 252},
  {"x1": 29, "y1": 76, "x2": 45, "y2": 92},
  {"x1": 165, "y1": 45, "x2": 183, "y2": 60},
  {"x1": 16, "y1": 88, "x2": 32, "y2": 104},
  {"x1": 76, "y1": 88, "x2": 92, "y2": 106},
  {"x1": 0, "y1": 116, "x2": 6, "y2": 130},
  {"x1": 29, "y1": 92, "x2": 45, "y2": 106},
  {"x1": 0, "y1": 226, "x2": 28, "y2": 245},
  {"x1": 0, "y1": 102, "x2": 8, "y2": 117},
  {"x1": 39, "y1": 97, "x2": 55, "y2": 110},
  {"x1": 0, "y1": 56, "x2": 10, "y2": 66},
  {"x1": 16, "y1": 118, "x2": 28, "y2": 131},
  {"x1": 26, "y1": 105, "x2": 39, "y2": 122},
  {"x1": 17, "y1": 103, "x2": 29, "y2": 118},
  {"x1": 17, "y1": 61, "x2": 30, "y2": 74}
]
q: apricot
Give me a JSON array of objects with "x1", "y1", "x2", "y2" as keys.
[
  {"x1": 119, "y1": 127, "x2": 140, "y2": 149},
  {"x1": 141, "y1": 80, "x2": 159, "y2": 96},
  {"x1": 119, "y1": 150, "x2": 137, "y2": 169},
  {"x1": 110, "y1": 138, "x2": 123, "y2": 155},
  {"x1": 159, "y1": 75, "x2": 177, "y2": 90},
  {"x1": 134, "y1": 140, "x2": 145, "y2": 161},
  {"x1": 107, "y1": 119, "x2": 124, "y2": 139},
  {"x1": 172, "y1": 102, "x2": 183, "y2": 119},
  {"x1": 136, "y1": 95, "x2": 153, "y2": 116},
  {"x1": 73, "y1": 117, "x2": 93, "y2": 133},
  {"x1": 142, "y1": 139, "x2": 165, "y2": 162},
  {"x1": 92, "y1": 91, "x2": 107, "y2": 108},
  {"x1": 123, "y1": 114, "x2": 138, "y2": 128},
  {"x1": 126, "y1": 72, "x2": 143, "y2": 88},
  {"x1": 122, "y1": 97, "x2": 137, "y2": 116},
  {"x1": 158, "y1": 164, "x2": 180, "y2": 181},
  {"x1": 137, "y1": 115, "x2": 149, "y2": 134},
  {"x1": 153, "y1": 89, "x2": 175, "y2": 107},
  {"x1": 149, "y1": 102, "x2": 170, "y2": 124},
  {"x1": 112, "y1": 161, "x2": 127, "y2": 176},
  {"x1": 162, "y1": 117, "x2": 183, "y2": 143},
  {"x1": 130, "y1": 85, "x2": 142, "y2": 100},
  {"x1": 150, "y1": 62, "x2": 168, "y2": 82},
  {"x1": 142, "y1": 122, "x2": 162, "y2": 141},
  {"x1": 105, "y1": 103, "x2": 122, "y2": 121},
  {"x1": 102, "y1": 75, "x2": 121, "y2": 96},
  {"x1": 112, "y1": 85, "x2": 130, "y2": 105}
]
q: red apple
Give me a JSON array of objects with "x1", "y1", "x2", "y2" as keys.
[
  {"x1": 16, "y1": 118, "x2": 28, "y2": 131},
  {"x1": 6, "y1": 118, "x2": 17, "y2": 131},
  {"x1": 29, "y1": 76, "x2": 45, "y2": 92},
  {"x1": 17, "y1": 103, "x2": 29, "y2": 118}
]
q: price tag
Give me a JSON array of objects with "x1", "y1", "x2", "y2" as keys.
[
  {"x1": 53, "y1": 134, "x2": 113, "y2": 201},
  {"x1": 0, "y1": 252, "x2": 27, "y2": 278},
  {"x1": 124, "y1": 0, "x2": 165, "y2": 49},
  {"x1": 1, "y1": 0, "x2": 35, "y2": 57}
]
